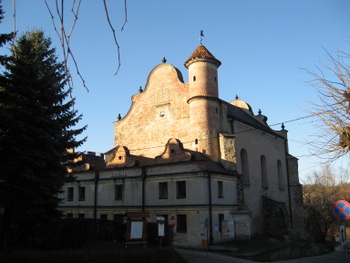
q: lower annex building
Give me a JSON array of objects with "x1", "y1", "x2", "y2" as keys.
[{"x1": 58, "y1": 44, "x2": 304, "y2": 247}]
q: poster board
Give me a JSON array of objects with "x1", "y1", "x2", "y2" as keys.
[
  {"x1": 221, "y1": 220, "x2": 235, "y2": 241},
  {"x1": 125, "y1": 212, "x2": 149, "y2": 245},
  {"x1": 126, "y1": 219, "x2": 147, "y2": 244},
  {"x1": 158, "y1": 222, "x2": 165, "y2": 237},
  {"x1": 130, "y1": 221, "x2": 144, "y2": 239}
]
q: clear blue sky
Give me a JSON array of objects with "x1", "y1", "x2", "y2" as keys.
[{"x1": 1, "y1": 0, "x2": 349, "y2": 181}]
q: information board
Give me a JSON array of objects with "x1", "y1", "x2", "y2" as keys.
[{"x1": 130, "y1": 221, "x2": 144, "y2": 239}]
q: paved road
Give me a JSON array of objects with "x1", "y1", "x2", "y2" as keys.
[{"x1": 176, "y1": 248, "x2": 348, "y2": 263}]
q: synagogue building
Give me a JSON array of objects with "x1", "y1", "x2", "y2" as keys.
[{"x1": 58, "y1": 44, "x2": 304, "y2": 247}]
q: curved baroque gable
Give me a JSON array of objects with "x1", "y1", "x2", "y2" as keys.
[{"x1": 155, "y1": 138, "x2": 192, "y2": 164}]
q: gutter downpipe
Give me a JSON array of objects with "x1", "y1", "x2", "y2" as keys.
[
  {"x1": 284, "y1": 138, "x2": 293, "y2": 229},
  {"x1": 94, "y1": 171, "x2": 99, "y2": 238},
  {"x1": 208, "y1": 172, "x2": 213, "y2": 244},
  {"x1": 142, "y1": 167, "x2": 147, "y2": 212},
  {"x1": 94, "y1": 171, "x2": 100, "y2": 220}
]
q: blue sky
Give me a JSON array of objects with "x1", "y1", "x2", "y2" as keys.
[{"x1": 1, "y1": 0, "x2": 349, "y2": 181}]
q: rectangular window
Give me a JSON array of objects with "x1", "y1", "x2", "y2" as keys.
[
  {"x1": 177, "y1": 214, "x2": 187, "y2": 233},
  {"x1": 67, "y1": 187, "x2": 74, "y2": 201},
  {"x1": 79, "y1": 186, "x2": 85, "y2": 201},
  {"x1": 176, "y1": 181, "x2": 186, "y2": 199},
  {"x1": 115, "y1": 184, "x2": 123, "y2": 200},
  {"x1": 66, "y1": 213, "x2": 73, "y2": 219},
  {"x1": 218, "y1": 181, "x2": 223, "y2": 198},
  {"x1": 100, "y1": 214, "x2": 108, "y2": 220},
  {"x1": 218, "y1": 214, "x2": 224, "y2": 232},
  {"x1": 159, "y1": 182, "x2": 168, "y2": 199},
  {"x1": 78, "y1": 213, "x2": 85, "y2": 219},
  {"x1": 114, "y1": 214, "x2": 124, "y2": 223}
]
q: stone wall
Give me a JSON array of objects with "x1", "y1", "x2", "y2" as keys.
[{"x1": 262, "y1": 195, "x2": 289, "y2": 236}]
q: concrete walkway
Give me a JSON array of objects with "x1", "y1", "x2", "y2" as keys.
[{"x1": 176, "y1": 248, "x2": 348, "y2": 263}]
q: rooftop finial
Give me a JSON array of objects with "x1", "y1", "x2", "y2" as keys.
[{"x1": 199, "y1": 30, "x2": 204, "y2": 45}]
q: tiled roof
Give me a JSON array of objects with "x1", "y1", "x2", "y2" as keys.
[
  {"x1": 69, "y1": 152, "x2": 106, "y2": 172},
  {"x1": 189, "y1": 151, "x2": 237, "y2": 175},
  {"x1": 103, "y1": 146, "x2": 235, "y2": 175},
  {"x1": 184, "y1": 44, "x2": 221, "y2": 68},
  {"x1": 226, "y1": 102, "x2": 284, "y2": 139},
  {"x1": 83, "y1": 154, "x2": 106, "y2": 170}
]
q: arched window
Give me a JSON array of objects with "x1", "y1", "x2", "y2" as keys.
[
  {"x1": 240, "y1": 149, "x2": 249, "y2": 184},
  {"x1": 277, "y1": 160, "x2": 284, "y2": 189},
  {"x1": 261, "y1": 155, "x2": 268, "y2": 188}
]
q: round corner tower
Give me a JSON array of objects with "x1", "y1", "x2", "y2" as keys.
[{"x1": 184, "y1": 44, "x2": 222, "y2": 162}]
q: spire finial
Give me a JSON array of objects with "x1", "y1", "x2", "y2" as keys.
[
  {"x1": 281, "y1": 123, "x2": 285, "y2": 130},
  {"x1": 199, "y1": 30, "x2": 204, "y2": 44},
  {"x1": 235, "y1": 94, "x2": 239, "y2": 100},
  {"x1": 162, "y1": 57, "x2": 167, "y2": 63}
]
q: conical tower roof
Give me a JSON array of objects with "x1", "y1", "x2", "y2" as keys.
[{"x1": 184, "y1": 44, "x2": 221, "y2": 68}]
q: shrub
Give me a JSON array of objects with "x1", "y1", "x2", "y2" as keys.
[{"x1": 7, "y1": 218, "x2": 173, "y2": 250}]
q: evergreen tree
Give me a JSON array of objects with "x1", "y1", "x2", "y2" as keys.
[
  {"x1": 0, "y1": 30, "x2": 86, "y2": 249},
  {"x1": 0, "y1": 1, "x2": 13, "y2": 65}
]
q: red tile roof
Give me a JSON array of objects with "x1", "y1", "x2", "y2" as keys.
[{"x1": 184, "y1": 44, "x2": 221, "y2": 68}]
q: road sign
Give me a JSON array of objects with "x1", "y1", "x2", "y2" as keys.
[
  {"x1": 332, "y1": 200, "x2": 350, "y2": 221},
  {"x1": 169, "y1": 215, "x2": 176, "y2": 227}
]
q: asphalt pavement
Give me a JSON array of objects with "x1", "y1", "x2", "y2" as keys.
[{"x1": 176, "y1": 247, "x2": 348, "y2": 263}]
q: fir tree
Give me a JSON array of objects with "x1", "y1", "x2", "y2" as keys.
[
  {"x1": 0, "y1": 30, "x2": 86, "y2": 249},
  {"x1": 0, "y1": 1, "x2": 13, "y2": 65}
]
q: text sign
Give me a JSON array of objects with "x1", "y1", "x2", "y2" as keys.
[{"x1": 332, "y1": 200, "x2": 350, "y2": 221}]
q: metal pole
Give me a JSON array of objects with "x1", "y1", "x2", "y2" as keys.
[{"x1": 344, "y1": 221, "x2": 349, "y2": 263}]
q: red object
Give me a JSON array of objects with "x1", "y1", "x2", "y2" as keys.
[
  {"x1": 169, "y1": 215, "x2": 176, "y2": 227},
  {"x1": 332, "y1": 200, "x2": 350, "y2": 221}
]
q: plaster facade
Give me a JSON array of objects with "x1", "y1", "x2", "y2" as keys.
[{"x1": 58, "y1": 44, "x2": 304, "y2": 247}]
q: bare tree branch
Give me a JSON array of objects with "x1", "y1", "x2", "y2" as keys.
[
  {"x1": 304, "y1": 42, "x2": 350, "y2": 162},
  {"x1": 121, "y1": 0, "x2": 128, "y2": 31},
  {"x1": 44, "y1": 0, "x2": 88, "y2": 91},
  {"x1": 67, "y1": 0, "x2": 82, "y2": 42},
  {"x1": 42, "y1": 0, "x2": 128, "y2": 88},
  {"x1": 103, "y1": 0, "x2": 121, "y2": 75}
]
